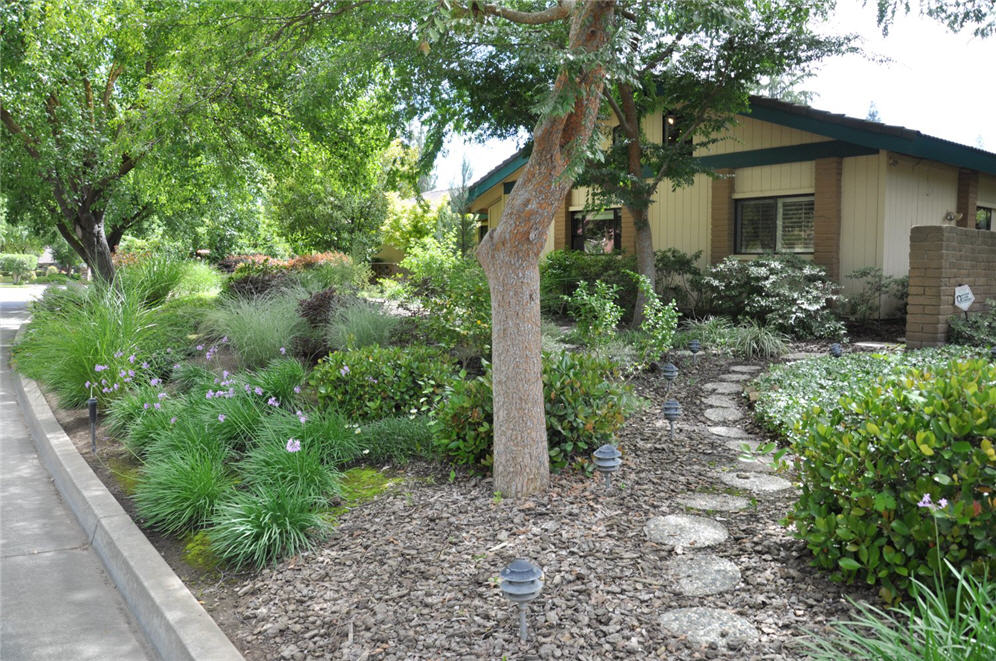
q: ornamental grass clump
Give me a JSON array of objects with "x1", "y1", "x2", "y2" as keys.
[
  {"x1": 239, "y1": 436, "x2": 340, "y2": 503},
  {"x1": 200, "y1": 292, "x2": 309, "y2": 369},
  {"x1": 244, "y1": 358, "x2": 307, "y2": 409},
  {"x1": 325, "y1": 299, "x2": 400, "y2": 351},
  {"x1": 256, "y1": 408, "x2": 361, "y2": 468},
  {"x1": 208, "y1": 487, "x2": 329, "y2": 570},
  {"x1": 134, "y1": 449, "x2": 234, "y2": 534},
  {"x1": 787, "y1": 358, "x2": 996, "y2": 603},
  {"x1": 355, "y1": 416, "x2": 434, "y2": 464}
]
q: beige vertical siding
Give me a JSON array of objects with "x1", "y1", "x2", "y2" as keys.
[
  {"x1": 839, "y1": 153, "x2": 885, "y2": 295},
  {"x1": 648, "y1": 174, "x2": 713, "y2": 263},
  {"x1": 979, "y1": 173, "x2": 996, "y2": 207},
  {"x1": 697, "y1": 116, "x2": 826, "y2": 156},
  {"x1": 487, "y1": 198, "x2": 504, "y2": 230},
  {"x1": 733, "y1": 162, "x2": 815, "y2": 197},
  {"x1": 883, "y1": 154, "x2": 958, "y2": 277}
]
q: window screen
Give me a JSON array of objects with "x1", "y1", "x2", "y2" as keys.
[{"x1": 736, "y1": 196, "x2": 814, "y2": 254}]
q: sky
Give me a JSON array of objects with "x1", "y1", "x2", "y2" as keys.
[{"x1": 432, "y1": 0, "x2": 996, "y2": 190}]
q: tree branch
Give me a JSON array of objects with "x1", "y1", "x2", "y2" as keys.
[
  {"x1": 0, "y1": 106, "x2": 41, "y2": 159},
  {"x1": 107, "y1": 204, "x2": 150, "y2": 252},
  {"x1": 450, "y1": 0, "x2": 575, "y2": 25},
  {"x1": 103, "y1": 62, "x2": 124, "y2": 109},
  {"x1": 602, "y1": 86, "x2": 629, "y2": 133}
]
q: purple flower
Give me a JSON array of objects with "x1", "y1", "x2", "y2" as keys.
[
  {"x1": 154, "y1": 402, "x2": 161, "y2": 410},
  {"x1": 150, "y1": 378, "x2": 161, "y2": 386},
  {"x1": 222, "y1": 370, "x2": 230, "y2": 378},
  {"x1": 340, "y1": 365, "x2": 350, "y2": 376},
  {"x1": 279, "y1": 346, "x2": 286, "y2": 355},
  {"x1": 217, "y1": 414, "x2": 226, "y2": 422},
  {"x1": 112, "y1": 383, "x2": 119, "y2": 390},
  {"x1": 100, "y1": 379, "x2": 108, "y2": 385},
  {"x1": 128, "y1": 369, "x2": 134, "y2": 377},
  {"x1": 206, "y1": 390, "x2": 214, "y2": 399},
  {"x1": 157, "y1": 392, "x2": 167, "y2": 400},
  {"x1": 102, "y1": 387, "x2": 110, "y2": 393},
  {"x1": 114, "y1": 351, "x2": 123, "y2": 358},
  {"x1": 938, "y1": 498, "x2": 949, "y2": 508},
  {"x1": 917, "y1": 494, "x2": 933, "y2": 509},
  {"x1": 244, "y1": 384, "x2": 251, "y2": 392},
  {"x1": 166, "y1": 348, "x2": 172, "y2": 354},
  {"x1": 173, "y1": 363, "x2": 181, "y2": 370},
  {"x1": 123, "y1": 377, "x2": 132, "y2": 383},
  {"x1": 214, "y1": 378, "x2": 220, "y2": 384},
  {"x1": 85, "y1": 381, "x2": 91, "y2": 388},
  {"x1": 196, "y1": 344, "x2": 204, "y2": 351},
  {"x1": 267, "y1": 397, "x2": 280, "y2": 407},
  {"x1": 141, "y1": 362, "x2": 149, "y2": 369},
  {"x1": 94, "y1": 364, "x2": 108, "y2": 372},
  {"x1": 143, "y1": 403, "x2": 150, "y2": 410},
  {"x1": 170, "y1": 416, "x2": 177, "y2": 424},
  {"x1": 293, "y1": 385, "x2": 301, "y2": 394},
  {"x1": 128, "y1": 354, "x2": 136, "y2": 364},
  {"x1": 119, "y1": 369, "x2": 127, "y2": 377},
  {"x1": 254, "y1": 386, "x2": 263, "y2": 396},
  {"x1": 296, "y1": 410, "x2": 308, "y2": 424},
  {"x1": 285, "y1": 438, "x2": 301, "y2": 453},
  {"x1": 221, "y1": 336, "x2": 228, "y2": 344}
]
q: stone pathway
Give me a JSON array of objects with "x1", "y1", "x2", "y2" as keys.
[{"x1": 646, "y1": 363, "x2": 797, "y2": 652}]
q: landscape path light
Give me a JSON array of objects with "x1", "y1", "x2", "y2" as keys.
[
  {"x1": 689, "y1": 339, "x2": 701, "y2": 363},
  {"x1": 661, "y1": 362, "x2": 678, "y2": 395},
  {"x1": 88, "y1": 396, "x2": 98, "y2": 453},
  {"x1": 829, "y1": 343, "x2": 843, "y2": 358},
  {"x1": 990, "y1": 346, "x2": 996, "y2": 362},
  {"x1": 662, "y1": 399, "x2": 681, "y2": 440},
  {"x1": 593, "y1": 444, "x2": 622, "y2": 491},
  {"x1": 499, "y1": 558, "x2": 543, "y2": 643}
]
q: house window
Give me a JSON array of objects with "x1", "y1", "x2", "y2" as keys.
[
  {"x1": 735, "y1": 196, "x2": 815, "y2": 254},
  {"x1": 663, "y1": 112, "x2": 693, "y2": 157},
  {"x1": 977, "y1": 207, "x2": 993, "y2": 231},
  {"x1": 571, "y1": 209, "x2": 621, "y2": 254}
]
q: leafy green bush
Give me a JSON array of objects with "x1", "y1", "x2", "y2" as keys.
[
  {"x1": 654, "y1": 248, "x2": 703, "y2": 314},
  {"x1": 949, "y1": 299, "x2": 996, "y2": 347},
  {"x1": 630, "y1": 272, "x2": 679, "y2": 364},
  {"x1": 843, "y1": 266, "x2": 909, "y2": 321},
  {"x1": 434, "y1": 352, "x2": 635, "y2": 470},
  {"x1": 0, "y1": 253, "x2": 38, "y2": 283},
  {"x1": 701, "y1": 254, "x2": 844, "y2": 339},
  {"x1": 326, "y1": 300, "x2": 400, "y2": 350},
  {"x1": 563, "y1": 280, "x2": 622, "y2": 349},
  {"x1": 398, "y1": 237, "x2": 491, "y2": 355},
  {"x1": 208, "y1": 486, "x2": 328, "y2": 570},
  {"x1": 355, "y1": 416, "x2": 434, "y2": 464},
  {"x1": 134, "y1": 449, "x2": 234, "y2": 534},
  {"x1": 239, "y1": 436, "x2": 340, "y2": 503},
  {"x1": 540, "y1": 250, "x2": 637, "y2": 318},
  {"x1": 310, "y1": 345, "x2": 454, "y2": 421},
  {"x1": 787, "y1": 358, "x2": 996, "y2": 601},
  {"x1": 753, "y1": 346, "x2": 985, "y2": 445},
  {"x1": 200, "y1": 291, "x2": 309, "y2": 369}
]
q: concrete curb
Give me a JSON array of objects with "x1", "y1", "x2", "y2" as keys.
[{"x1": 12, "y1": 369, "x2": 244, "y2": 661}]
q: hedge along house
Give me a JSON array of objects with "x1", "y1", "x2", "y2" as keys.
[{"x1": 465, "y1": 96, "x2": 996, "y2": 306}]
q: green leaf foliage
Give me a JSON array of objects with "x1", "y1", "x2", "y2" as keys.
[
  {"x1": 787, "y1": 358, "x2": 996, "y2": 600},
  {"x1": 434, "y1": 352, "x2": 636, "y2": 471}
]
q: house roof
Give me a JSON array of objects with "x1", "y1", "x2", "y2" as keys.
[{"x1": 465, "y1": 96, "x2": 996, "y2": 204}]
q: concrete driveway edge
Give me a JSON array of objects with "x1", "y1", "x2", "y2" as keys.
[{"x1": 12, "y1": 368, "x2": 244, "y2": 661}]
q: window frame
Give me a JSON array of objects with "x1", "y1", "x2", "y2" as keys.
[
  {"x1": 570, "y1": 208, "x2": 622, "y2": 254},
  {"x1": 977, "y1": 206, "x2": 993, "y2": 231},
  {"x1": 734, "y1": 194, "x2": 816, "y2": 255}
]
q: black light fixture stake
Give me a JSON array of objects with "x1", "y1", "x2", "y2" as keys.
[
  {"x1": 661, "y1": 362, "x2": 678, "y2": 395},
  {"x1": 689, "y1": 340, "x2": 701, "y2": 364},
  {"x1": 662, "y1": 399, "x2": 681, "y2": 440},
  {"x1": 499, "y1": 559, "x2": 543, "y2": 643},
  {"x1": 829, "y1": 343, "x2": 843, "y2": 358},
  {"x1": 87, "y1": 397, "x2": 98, "y2": 454},
  {"x1": 593, "y1": 444, "x2": 622, "y2": 491}
]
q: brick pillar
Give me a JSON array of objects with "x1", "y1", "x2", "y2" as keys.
[
  {"x1": 956, "y1": 168, "x2": 978, "y2": 228},
  {"x1": 813, "y1": 157, "x2": 843, "y2": 281},
  {"x1": 905, "y1": 225, "x2": 996, "y2": 347},
  {"x1": 710, "y1": 169, "x2": 735, "y2": 263},
  {"x1": 554, "y1": 194, "x2": 570, "y2": 251}
]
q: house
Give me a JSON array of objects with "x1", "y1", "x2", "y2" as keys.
[{"x1": 465, "y1": 96, "x2": 996, "y2": 297}]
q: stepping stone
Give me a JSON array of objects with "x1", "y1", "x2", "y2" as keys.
[
  {"x1": 735, "y1": 457, "x2": 776, "y2": 473},
  {"x1": 645, "y1": 515, "x2": 728, "y2": 549},
  {"x1": 704, "y1": 407, "x2": 743, "y2": 423},
  {"x1": 716, "y1": 471, "x2": 792, "y2": 493},
  {"x1": 702, "y1": 394, "x2": 738, "y2": 408},
  {"x1": 708, "y1": 426, "x2": 749, "y2": 439},
  {"x1": 729, "y1": 365, "x2": 762, "y2": 373},
  {"x1": 659, "y1": 608, "x2": 759, "y2": 649},
  {"x1": 676, "y1": 493, "x2": 749, "y2": 512},
  {"x1": 701, "y1": 381, "x2": 742, "y2": 394},
  {"x1": 664, "y1": 554, "x2": 742, "y2": 596},
  {"x1": 719, "y1": 373, "x2": 752, "y2": 382}
]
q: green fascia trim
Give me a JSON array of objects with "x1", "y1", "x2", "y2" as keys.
[
  {"x1": 745, "y1": 106, "x2": 996, "y2": 176},
  {"x1": 695, "y1": 141, "x2": 877, "y2": 170},
  {"x1": 467, "y1": 149, "x2": 530, "y2": 204}
]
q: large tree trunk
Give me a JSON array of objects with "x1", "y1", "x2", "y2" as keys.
[
  {"x1": 74, "y1": 211, "x2": 116, "y2": 283},
  {"x1": 631, "y1": 208, "x2": 654, "y2": 325},
  {"x1": 476, "y1": 1, "x2": 613, "y2": 499}
]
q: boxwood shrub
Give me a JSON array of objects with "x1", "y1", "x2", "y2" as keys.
[
  {"x1": 434, "y1": 352, "x2": 636, "y2": 470},
  {"x1": 309, "y1": 345, "x2": 455, "y2": 421},
  {"x1": 787, "y1": 358, "x2": 996, "y2": 602}
]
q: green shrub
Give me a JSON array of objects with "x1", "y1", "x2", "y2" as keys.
[
  {"x1": 134, "y1": 449, "x2": 234, "y2": 534},
  {"x1": 106, "y1": 384, "x2": 167, "y2": 438},
  {"x1": 174, "y1": 260, "x2": 223, "y2": 297},
  {"x1": 355, "y1": 416, "x2": 433, "y2": 464},
  {"x1": 726, "y1": 320, "x2": 788, "y2": 360},
  {"x1": 142, "y1": 295, "x2": 215, "y2": 355},
  {"x1": 843, "y1": 266, "x2": 909, "y2": 321},
  {"x1": 540, "y1": 250, "x2": 637, "y2": 318},
  {"x1": 0, "y1": 253, "x2": 39, "y2": 284},
  {"x1": 239, "y1": 436, "x2": 340, "y2": 503},
  {"x1": 654, "y1": 248, "x2": 703, "y2": 314},
  {"x1": 787, "y1": 358, "x2": 996, "y2": 601},
  {"x1": 753, "y1": 346, "x2": 985, "y2": 445},
  {"x1": 563, "y1": 280, "x2": 623, "y2": 349},
  {"x1": 200, "y1": 292, "x2": 309, "y2": 369},
  {"x1": 143, "y1": 416, "x2": 230, "y2": 462},
  {"x1": 434, "y1": 352, "x2": 635, "y2": 470},
  {"x1": 949, "y1": 299, "x2": 996, "y2": 347},
  {"x1": 701, "y1": 254, "x2": 844, "y2": 339},
  {"x1": 310, "y1": 345, "x2": 454, "y2": 421},
  {"x1": 398, "y1": 237, "x2": 491, "y2": 355},
  {"x1": 325, "y1": 300, "x2": 400, "y2": 350},
  {"x1": 630, "y1": 272, "x2": 680, "y2": 364},
  {"x1": 208, "y1": 486, "x2": 329, "y2": 569}
]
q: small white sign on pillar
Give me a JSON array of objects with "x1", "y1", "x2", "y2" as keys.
[{"x1": 954, "y1": 285, "x2": 975, "y2": 312}]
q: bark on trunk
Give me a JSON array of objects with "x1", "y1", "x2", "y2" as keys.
[
  {"x1": 477, "y1": 0, "x2": 613, "y2": 499},
  {"x1": 75, "y1": 212, "x2": 116, "y2": 283},
  {"x1": 631, "y1": 208, "x2": 655, "y2": 326}
]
